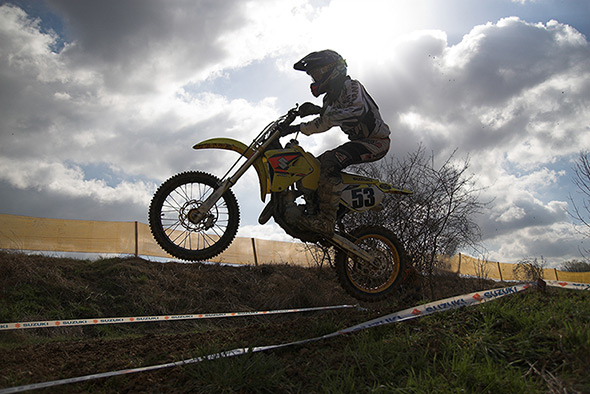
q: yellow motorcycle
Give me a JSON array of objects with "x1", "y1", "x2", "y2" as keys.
[{"x1": 149, "y1": 106, "x2": 413, "y2": 301}]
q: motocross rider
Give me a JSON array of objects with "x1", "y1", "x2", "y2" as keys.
[{"x1": 281, "y1": 50, "x2": 391, "y2": 237}]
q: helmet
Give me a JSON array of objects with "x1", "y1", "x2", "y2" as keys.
[{"x1": 294, "y1": 50, "x2": 347, "y2": 97}]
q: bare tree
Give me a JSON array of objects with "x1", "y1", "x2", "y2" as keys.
[
  {"x1": 344, "y1": 145, "x2": 488, "y2": 278},
  {"x1": 570, "y1": 152, "x2": 590, "y2": 259},
  {"x1": 560, "y1": 259, "x2": 590, "y2": 272}
]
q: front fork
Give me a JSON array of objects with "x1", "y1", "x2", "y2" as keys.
[
  {"x1": 189, "y1": 179, "x2": 232, "y2": 224},
  {"x1": 191, "y1": 131, "x2": 280, "y2": 224}
]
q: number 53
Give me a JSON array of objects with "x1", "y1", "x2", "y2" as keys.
[{"x1": 351, "y1": 188, "x2": 375, "y2": 209}]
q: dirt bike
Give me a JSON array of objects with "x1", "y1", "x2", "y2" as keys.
[{"x1": 149, "y1": 106, "x2": 413, "y2": 301}]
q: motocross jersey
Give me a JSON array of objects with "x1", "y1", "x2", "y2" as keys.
[{"x1": 299, "y1": 77, "x2": 390, "y2": 141}]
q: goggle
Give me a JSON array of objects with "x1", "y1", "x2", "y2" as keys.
[
  {"x1": 307, "y1": 68, "x2": 324, "y2": 83},
  {"x1": 307, "y1": 63, "x2": 334, "y2": 82}
]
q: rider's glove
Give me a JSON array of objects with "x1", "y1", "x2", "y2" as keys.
[
  {"x1": 280, "y1": 124, "x2": 300, "y2": 137},
  {"x1": 298, "y1": 102, "x2": 322, "y2": 117}
]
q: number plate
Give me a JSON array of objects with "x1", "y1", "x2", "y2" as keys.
[{"x1": 340, "y1": 184, "x2": 384, "y2": 212}]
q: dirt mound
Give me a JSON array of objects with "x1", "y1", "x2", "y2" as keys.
[{"x1": 0, "y1": 251, "x2": 356, "y2": 319}]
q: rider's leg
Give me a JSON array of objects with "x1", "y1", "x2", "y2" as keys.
[
  {"x1": 298, "y1": 171, "x2": 341, "y2": 237},
  {"x1": 297, "y1": 138, "x2": 390, "y2": 237}
]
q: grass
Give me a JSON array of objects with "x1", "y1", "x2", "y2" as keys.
[
  {"x1": 0, "y1": 251, "x2": 589, "y2": 393},
  {"x1": 225, "y1": 291, "x2": 588, "y2": 393},
  {"x1": 329, "y1": 291, "x2": 589, "y2": 393}
]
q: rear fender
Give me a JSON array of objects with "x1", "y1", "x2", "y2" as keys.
[
  {"x1": 376, "y1": 183, "x2": 413, "y2": 195},
  {"x1": 341, "y1": 173, "x2": 413, "y2": 195},
  {"x1": 193, "y1": 138, "x2": 270, "y2": 201}
]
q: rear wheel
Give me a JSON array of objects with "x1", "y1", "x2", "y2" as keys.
[
  {"x1": 149, "y1": 171, "x2": 240, "y2": 261},
  {"x1": 335, "y1": 225, "x2": 405, "y2": 301}
]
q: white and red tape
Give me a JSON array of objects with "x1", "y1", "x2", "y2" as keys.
[
  {"x1": 545, "y1": 280, "x2": 590, "y2": 291},
  {"x1": 0, "y1": 280, "x2": 587, "y2": 393},
  {"x1": 0, "y1": 304, "x2": 356, "y2": 331}
]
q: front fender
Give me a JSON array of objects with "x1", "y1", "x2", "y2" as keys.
[{"x1": 193, "y1": 138, "x2": 270, "y2": 201}]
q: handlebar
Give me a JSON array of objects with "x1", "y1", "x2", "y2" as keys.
[{"x1": 277, "y1": 106, "x2": 299, "y2": 129}]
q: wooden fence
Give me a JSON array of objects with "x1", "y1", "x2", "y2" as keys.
[{"x1": 1, "y1": 214, "x2": 589, "y2": 283}]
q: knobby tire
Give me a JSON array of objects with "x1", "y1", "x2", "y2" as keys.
[
  {"x1": 335, "y1": 225, "x2": 405, "y2": 301},
  {"x1": 149, "y1": 171, "x2": 240, "y2": 261}
]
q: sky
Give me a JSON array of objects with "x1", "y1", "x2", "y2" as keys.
[{"x1": 0, "y1": 0, "x2": 589, "y2": 266}]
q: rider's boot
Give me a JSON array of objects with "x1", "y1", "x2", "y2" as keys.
[{"x1": 297, "y1": 176, "x2": 341, "y2": 237}]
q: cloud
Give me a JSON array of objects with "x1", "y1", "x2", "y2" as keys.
[
  {"x1": 46, "y1": 0, "x2": 248, "y2": 93},
  {"x1": 0, "y1": 2, "x2": 589, "y2": 264},
  {"x1": 350, "y1": 17, "x2": 589, "y2": 262},
  {"x1": 483, "y1": 221, "x2": 585, "y2": 267},
  {"x1": 237, "y1": 223, "x2": 296, "y2": 243},
  {"x1": 0, "y1": 2, "x2": 281, "y2": 222},
  {"x1": 46, "y1": 0, "x2": 322, "y2": 95},
  {"x1": 0, "y1": 156, "x2": 153, "y2": 207},
  {"x1": 362, "y1": 17, "x2": 589, "y2": 160}
]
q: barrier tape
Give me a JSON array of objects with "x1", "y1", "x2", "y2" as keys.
[
  {"x1": 0, "y1": 305, "x2": 357, "y2": 331},
  {"x1": 338, "y1": 282, "x2": 534, "y2": 334},
  {"x1": 545, "y1": 280, "x2": 590, "y2": 291},
  {"x1": 7, "y1": 280, "x2": 583, "y2": 333},
  {"x1": 0, "y1": 282, "x2": 542, "y2": 393}
]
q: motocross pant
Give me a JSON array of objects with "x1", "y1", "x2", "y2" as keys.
[
  {"x1": 318, "y1": 137, "x2": 391, "y2": 178},
  {"x1": 314, "y1": 137, "x2": 390, "y2": 226}
]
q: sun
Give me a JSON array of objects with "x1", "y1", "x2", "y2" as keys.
[{"x1": 308, "y1": 0, "x2": 428, "y2": 67}]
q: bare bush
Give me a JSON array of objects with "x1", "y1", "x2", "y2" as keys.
[
  {"x1": 474, "y1": 255, "x2": 491, "y2": 288},
  {"x1": 301, "y1": 242, "x2": 334, "y2": 269},
  {"x1": 343, "y1": 144, "x2": 488, "y2": 280},
  {"x1": 513, "y1": 257, "x2": 546, "y2": 281}
]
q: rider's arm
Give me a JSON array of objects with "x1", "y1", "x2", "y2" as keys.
[
  {"x1": 299, "y1": 114, "x2": 332, "y2": 135},
  {"x1": 299, "y1": 79, "x2": 367, "y2": 136}
]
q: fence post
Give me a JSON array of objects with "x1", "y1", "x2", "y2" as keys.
[
  {"x1": 497, "y1": 261, "x2": 503, "y2": 281},
  {"x1": 554, "y1": 268, "x2": 559, "y2": 281},
  {"x1": 251, "y1": 238, "x2": 259, "y2": 266},
  {"x1": 134, "y1": 221, "x2": 139, "y2": 257},
  {"x1": 457, "y1": 253, "x2": 462, "y2": 275}
]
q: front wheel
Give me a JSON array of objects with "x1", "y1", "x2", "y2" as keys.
[
  {"x1": 149, "y1": 171, "x2": 240, "y2": 261},
  {"x1": 335, "y1": 225, "x2": 405, "y2": 302}
]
